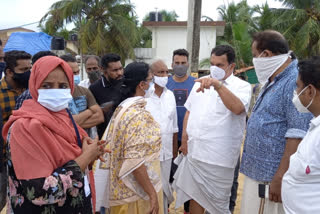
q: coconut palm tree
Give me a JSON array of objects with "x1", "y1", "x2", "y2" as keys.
[
  {"x1": 273, "y1": 0, "x2": 320, "y2": 57},
  {"x1": 41, "y1": 0, "x2": 139, "y2": 59}
]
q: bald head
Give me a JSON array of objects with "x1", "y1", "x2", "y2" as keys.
[
  {"x1": 150, "y1": 60, "x2": 169, "y2": 79},
  {"x1": 252, "y1": 30, "x2": 290, "y2": 56}
]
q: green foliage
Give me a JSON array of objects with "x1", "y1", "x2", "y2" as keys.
[
  {"x1": 273, "y1": 0, "x2": 320, "y2": 58},
  {"x1": 40, "y1": 0, "x2": 139, "y2": 59}
]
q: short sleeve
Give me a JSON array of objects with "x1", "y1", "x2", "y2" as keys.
[
  {"x1": 84, "y1": 88, "x2": 97, "y2": 108},
  {"x1": 233, "y1": 81, "x2": 252, "y2": 113}
]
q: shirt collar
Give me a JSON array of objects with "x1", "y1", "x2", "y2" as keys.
[
  {"x1": 274, "y1": 59, "x2": 298, "y2": 82},
  {"x1": 310, "y1": 115, "x2": 320, "y2": 130},
  {"x1": 223, "y1": 73, "x2": 235, "y2": 85},
  {"x1": 0, "y1": 78, "x2": 11, "y2": 90},
  {"x1": 149, "y1": 84, "x2": 167, "y2": 98}
]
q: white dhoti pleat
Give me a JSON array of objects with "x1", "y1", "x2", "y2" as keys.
[
  {"x1": 240, "y1": 175, "x2": 285, "y2": 214},
  {"x1": 161, "y1": 159, "x2": 174, "y2": 214},
  {"x1": 94, "y1": 159, "x2": 110, "y2": 211},
  {"x1": 173, "y1": 156, "x2": 234, "y2": 214}
]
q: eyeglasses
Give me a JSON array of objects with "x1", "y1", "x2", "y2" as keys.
[{"x1": 145, "y1": 77, "x2": 154, "y2": 82}]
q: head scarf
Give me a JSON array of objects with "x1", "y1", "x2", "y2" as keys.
[{"x1": 2, "y1": 56, "x2": 87, "y2": 180}]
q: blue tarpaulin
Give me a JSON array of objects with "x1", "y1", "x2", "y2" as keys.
[{"x1": 4, "y1": 32, "x2": 52, "y2": 56}]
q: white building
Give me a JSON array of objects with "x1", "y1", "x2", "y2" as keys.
[{"x1": 128, "y1": 21, "x2": 225, "y2": 69}]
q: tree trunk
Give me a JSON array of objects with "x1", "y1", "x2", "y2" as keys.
[{"x1": 187, "y1": 0, "x2": 202, "y2": 75}]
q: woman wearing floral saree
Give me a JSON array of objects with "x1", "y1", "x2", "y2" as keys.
[{"x1": 104, "y1": 62, "x2": 163, "y2": 214}]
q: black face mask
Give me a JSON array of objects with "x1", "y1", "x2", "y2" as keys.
[
  {"x1": 13, "y1": 70, "x2": 31, "y2": 89},
  {"x1": 88, "y1": 70, "x2": 102, "y2": 83}
]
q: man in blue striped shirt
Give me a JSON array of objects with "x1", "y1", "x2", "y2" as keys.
[{"x1": 240, "y1": 30, "x2": 313, "y2": 214}]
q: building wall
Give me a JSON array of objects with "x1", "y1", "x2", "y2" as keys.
[{"x1": 151, "y1": 26, "x2": 217, "y2": 69}]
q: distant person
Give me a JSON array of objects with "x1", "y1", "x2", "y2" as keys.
[
  {"x1": 0, "y1": 50, "x2": 31, "y2": 124},
  {"x1": 166, "y1": 48, "x2": 195, "y2": 213},
  {"x1": 89, "y1": 53, "x2": 123, "y2": 139},
  {"x1": 240, "y1": 30, "x2": 313, "y2": 214},
  {"x1": 60, "y1": 55, "x2": 104, "y2": 137},
  {"x1": 79, "y1": 55, "x2": 102, "y2": 88},
  {"x1": 2, "y1": 55, "x2": 110, "y2": 214},
  {"x1": 15, "y1": 51, "x2": 57, "y2": 110},
  {"x1": 173, "y1": 45, "x2": 251, "y2": 214},
  {"x1": 146, "y1": 60, "x2": 178, "y2": 214}
]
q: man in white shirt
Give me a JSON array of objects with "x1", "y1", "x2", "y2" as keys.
[
  {"x1": 173, "y1": 45, "x2": 252, "y2": 214},
  {"x1": 146, "y1": 60, "x2": 178, "y2": 214},
  {"x1": 79, "y1": 55, "x2": 102, "y2": 88}
]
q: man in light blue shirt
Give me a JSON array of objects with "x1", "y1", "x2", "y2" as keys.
[{"x1": 240, "y1": 30, "x2": 313, "y2": 214}]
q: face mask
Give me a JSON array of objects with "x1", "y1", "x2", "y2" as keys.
[
  {"x1": 0, "y1": 62, "x2": 5, "y2": 79},
  {"x1": 210, "y1": 66, "x2": 226, "y2": 80},
  {"x1": 292, "y1": 85, "x2": 315, "y2": 113},
  {"x1": 13, "y1": 70, "x2": 31, "y2": 89},
  {"x1": 173, "y1": 65, "x2": 188, "y2": 78},
  {"x1": 144, "y1": 82, "x2": 153, "y2": 97},
  {"x1": 74, "y1": 74, "x2": 80, "y2": 85},
  {"x1": 253, "y1": 52, "x2": 290, "y2": 85},
  {"x1": 38, "y1": 89, "x2": 73, "y2": 112},
  {"x1": 154, "y1": 76, "x2": 168, "y2": 88},
  {"x1": 88, "y1": 70, "x2": 101, "y2": 83}
]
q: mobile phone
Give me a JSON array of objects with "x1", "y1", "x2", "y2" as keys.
[{"x1": 258, "y1": 184, "x2": 269, "y2": 199}]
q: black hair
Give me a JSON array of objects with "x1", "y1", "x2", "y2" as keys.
[
  {"x1": 298, "y1": 56, "x2": 320, "y2": 90},
  {"x1": 100, "y1": 53, "x2": 121, "y2": 69},
  {"x1": 60, "y1": 54, "x2": 76, "y2": 63},
  {"x1": 252, "y1": 30, "x2": 296, "y2": 59},
  {"x1": 84, "y1": 55, "x2": 101, "y2": 66},
  {"x1": 4, "y1": 50, "x2": 31, "y2": 74},
  {"x1": 32, "y1": 51, "x2": 57, "y2": 64},
  {"x1": 117, "y1": 62, "x2": 149, "y2": 105},
  {"x1": 0, "y1": 39, "x2": 2, "y2": 46},
  {"x1": 211, "y1": 45, "x2": 236, "y2": 64},
  {"x1": 172, "y1": 49, "x2": 189, "y2": 61}
]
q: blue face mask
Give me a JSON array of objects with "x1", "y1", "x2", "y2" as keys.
[
  {"x1": 0, "y1": 62, "x2": 5, "y2": 79},
  {"x1": 74, "y1": 74, "x2": 80, "y2": 85}
]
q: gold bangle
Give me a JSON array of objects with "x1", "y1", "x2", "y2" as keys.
[{"x1": 215, "y1": 81, "x2": 223, "y2": 90}]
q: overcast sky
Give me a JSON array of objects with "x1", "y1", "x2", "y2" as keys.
[{"x1": 0, "y1": 0, "x2": 285, "y2": 31}]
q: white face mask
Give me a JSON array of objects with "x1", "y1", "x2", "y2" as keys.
[
  {"x1": 38, "y1": 89, "x2": 73, "y2": 112},
  {"x1": 210, "y1": 65, "x2": 226, "y2": 80},
  {"x1": 292, "y1": 85, "x2": 315, "y2": 113},
  {"x1": 154, "y1": 76, "x2": 168, "y2": 88},
  {"x1": 253, "y1": 52, "x2": 290, "y2": 85},
  {"x1": 144, "y1": 82, "x2": 153, "y2": 98}
]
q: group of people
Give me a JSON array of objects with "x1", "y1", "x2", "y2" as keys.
[{"x1": 0, "y1": 29, "x2": 319, "y2": 214}]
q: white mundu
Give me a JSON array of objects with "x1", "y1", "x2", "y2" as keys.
[
  {"x1": 173, "y1": 74, "x2": 251, "y2": 214},
  {"x1": 146, "y1": 85, "x2": 178, "y2": 214},
  {"x1": 282, "y1": 115, "x2": 320, "y2": 214}
]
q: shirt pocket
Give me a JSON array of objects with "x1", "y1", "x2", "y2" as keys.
[{"x1": 288, "y1": 153, "x2": 309, "y2": 181}]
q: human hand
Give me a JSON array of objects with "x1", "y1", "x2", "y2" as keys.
[
  {"x1": 148, "y1": 192, "x2": 159, "y2": 214},
  {"x1": 269, "y1": 175, "x2": 282, "y2": 203},
  {"x1": 195, "y1": 77, "x2": 219, "y2": 93},
  {"x1": 179, "y1": 134, "x2": 188, "y2": 155},
  {"x1": 82, "y1": 137, "x2": 110, "y2": 163}
]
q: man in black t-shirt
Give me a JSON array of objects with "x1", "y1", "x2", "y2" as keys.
[{"x1": 89, "y1": 53, "x2": 123, "y2": 138}]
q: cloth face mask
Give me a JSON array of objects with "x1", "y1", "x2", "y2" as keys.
[
  {"x1": 173, "y1": 65, "x2": 188, "y2": 78},
  {"x1": 154, "y1": 76, "x2": 168, "y2": 88},
  {"x1": 253, "y1": 52, "x2": 290, "y2": 85},
  {"x1": 38, "y1": 89, "x2": 73, "y2": 112}
]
